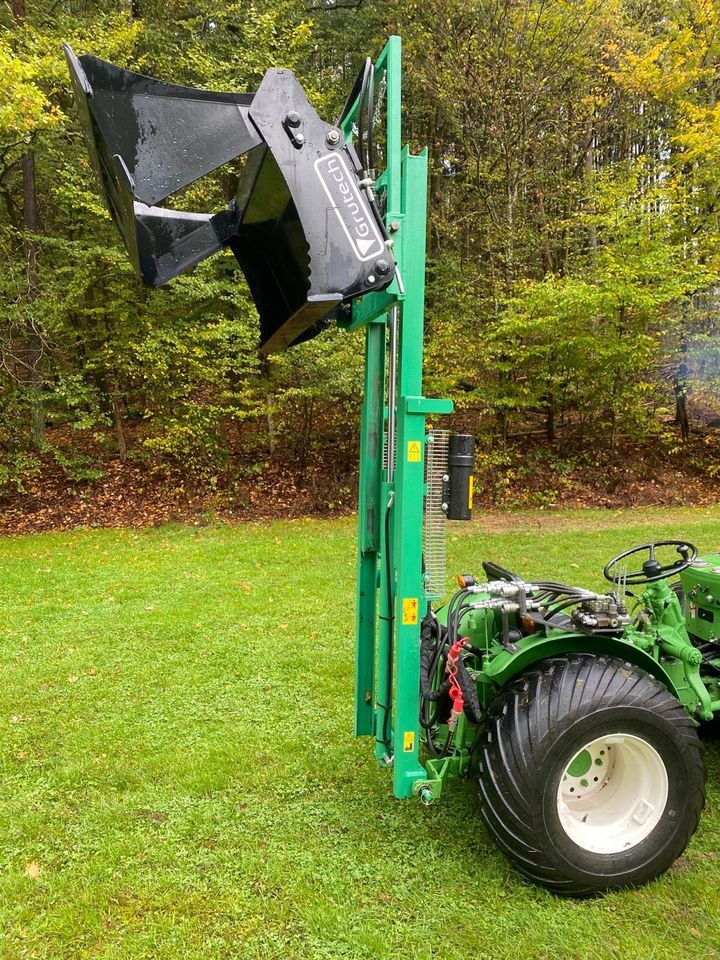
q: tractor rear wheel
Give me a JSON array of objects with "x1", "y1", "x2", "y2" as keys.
[{"x1": 478, "y1": 654, "x2": 705, "y2": 895}]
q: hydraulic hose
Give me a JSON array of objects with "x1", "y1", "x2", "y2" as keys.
[
  {"x1": 380, "y1": 491, "x2": 395, "y2": 752},
  {"x1": 419, "y1": 603, "x2": 484, "y2": 753},
  {"x1": 447, "y1": 587, "x2": 475, "y2": 643},
  {"x1": 379, "y1": 304, "x2": 399, "y2": 755},
  {"x1": 366, "y1": 61, "x2": 375, "y2": 174},
  {"x1": 420, "y1": 607, "x2": 446, "y2": 754},
  {"x1": 454, "y1": 657, "x2": 483, "y2": 725},
  {"x1": 420, "y1": 613, "x2": 451, "y2": 702},
  {"x1": 356, "y1": 57, "x2": 372, "y2": 174}
]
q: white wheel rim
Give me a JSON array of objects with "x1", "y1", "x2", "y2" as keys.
[{"x1": 556, "y1": 733, "x2": 669, "y2": 854}]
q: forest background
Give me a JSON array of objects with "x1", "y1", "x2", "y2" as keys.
[{"x1": 3, "y1": 0, "x2": 720, "y2": 530}]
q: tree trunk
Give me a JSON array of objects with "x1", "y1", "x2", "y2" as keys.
[
  {"x1": 533, "y1": 185, "x2": 552, "y2": 275},
  {"x1": 109, "y1": 380, "x2": 128, "y2": 462},
  {"x1": 584, "y1": 120, "x2": 597, "y2": 267},
  {"x1": 266, "y1": 394, "x2": 276, "y2": 455},
  {"x1": 259, "y1": 357, "x2": 276, "y2": 455},
  {"x1": 674, "y1": 384, "x2": 689, "y2": 441},
  {"x1": 13, "y1": 0, "x2": 45, "y2": 450},
  {"x1": 529, "y1": 145, "x2": 552, "y2": 275},
  {"x1": 673, "y1": 338, "x2": 690, "y2": 441},
  {"x1": 545, "y1": 391, "x2": 555, "y2": 442}
]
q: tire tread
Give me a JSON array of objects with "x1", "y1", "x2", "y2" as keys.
[{"x1": 478, "y1": 654, "x2": 706, "y2": 895}]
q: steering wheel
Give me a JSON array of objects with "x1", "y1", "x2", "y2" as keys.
[{"x1": 603, "y1": 540, "x2": 698, "y2": 585}]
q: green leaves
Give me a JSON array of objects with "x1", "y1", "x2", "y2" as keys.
[{"x1": 3, "y1": 0, "x2": 720, "y2": 500}]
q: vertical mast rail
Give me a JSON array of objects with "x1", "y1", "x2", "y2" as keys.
[
  {"x1": 353, "y1": 318, "x2": 385, "y2": 737},
  {"x1": 350, "y1": 36, "x2": 453, "y2": 797}
]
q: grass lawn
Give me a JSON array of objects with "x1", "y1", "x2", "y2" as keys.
[{"x1": 1, "y1": 506, "x2": 720, "y2": 960}]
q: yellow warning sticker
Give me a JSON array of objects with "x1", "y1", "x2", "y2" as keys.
[
  {"x1": 402, "y1": 597, "x2": 419, "y2": 625},
  {"x1": 407, "y1": 440, "x2": 422, "y2": 462},
  {"x1": 403, "y1": 731, "x2": 415, "y2": 753},
  {"x1": 468, "y1": 474, "x2": 474, "y2": 510}
]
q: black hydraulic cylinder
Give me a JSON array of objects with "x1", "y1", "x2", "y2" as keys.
[{"x1": 447, "y1": 434, "x2": 475, "y2": 521}]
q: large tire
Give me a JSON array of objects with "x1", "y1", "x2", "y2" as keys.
[{"x1": 478, "y1": 655, "x2": 705, "y2": 896}]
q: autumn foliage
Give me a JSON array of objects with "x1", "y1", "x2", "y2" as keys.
[{"x1": 3, "y1": 0, "x2": 720, "y2": 526}]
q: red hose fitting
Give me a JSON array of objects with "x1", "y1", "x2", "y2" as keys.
[{"x1": 446, "y1": 639, "x2": 468, "y2": 729}]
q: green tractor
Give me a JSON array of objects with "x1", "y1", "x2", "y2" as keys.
[
  {"x1": 424, "y1": 540, "x2": 714, "y2": 895},
  {"x1": 65, "y1": 34, "x2": 717, "y2": 895}
]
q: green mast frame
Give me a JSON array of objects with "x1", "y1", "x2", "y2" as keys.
[{"x1": 340, "y1": 36, "x2": 453, "y2": 798}]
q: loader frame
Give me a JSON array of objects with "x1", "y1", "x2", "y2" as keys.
[{"x1": 344, "y1": 37, "x2": 453, "y2": 798}]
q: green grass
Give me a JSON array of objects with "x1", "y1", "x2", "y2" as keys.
[{"x1": 1, "y1": 507, "x2": 720, "y2": 960}]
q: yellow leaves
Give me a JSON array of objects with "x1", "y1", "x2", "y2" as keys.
[
  {"x1": 1, "y1": 16, "x2": 81, "y2": 131},
  {"x1": 289, "y1": 20, "x2": 313, "y2": 51},
  {"x1": 673, "y1": 101, "x2": 720, "y2": 165},
  {"x1": 607, "y1": 16, "x2": 714, "y2": 103},
  {"x1": 0, "y1": 13, "x2": 143, "y2": 148},
  {"x1": 608, "y1": 40, "x2": 671, "y2": 98},
  {"x1": 0, "y1": 39, "x2": 64, "y2": 140},
  {"x1": 24, "y1": 862, "x2": 41, "y2": 880}
]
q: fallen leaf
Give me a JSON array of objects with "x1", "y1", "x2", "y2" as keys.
[
  {"x1": 67, "y1": 675, "x2": 79, "y2": 683},
  {"x1": 24, "y1": 862, "x2": 41, "y2": 879}
]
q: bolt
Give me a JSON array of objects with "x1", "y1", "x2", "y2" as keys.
[
  {"x1": 419, "y1": 787, "x2": 434, "y2": 806},
  {"x1": 367, "y1": 274, "x2": 375, "y2": 283},
  {"x1": 441, "y1": 502, "x2": 449, "y2": 512},
  {"x1": 285, "y1": 111, "x2": 301, "y2": 128},
  {"x1": 326, "y1": 128, "x2": 340, "y2": 145},
  {"x1": 375, "y1": 258, "x2": 391, "y2": 276},
  {"x1": 390, "y1": 220, "x2": 401, "y2": 232},
  {"x1": 294, "y1": 133, "x2": 305, "y2": 146}
]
